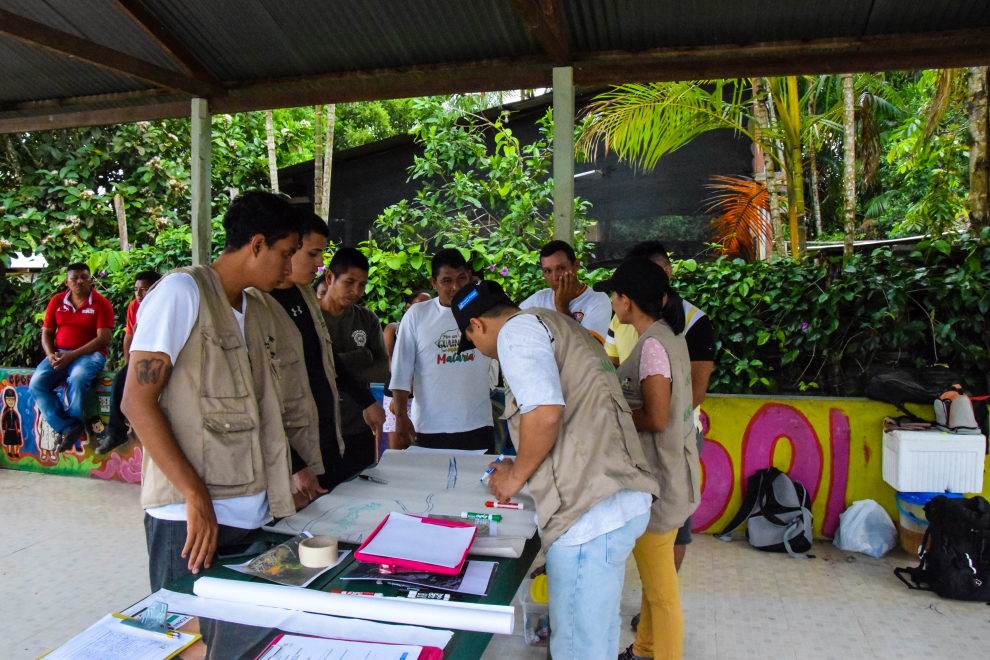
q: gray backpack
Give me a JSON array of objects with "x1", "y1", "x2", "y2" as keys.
[{"x1": 716, "y1": 468, "x2": 813, "y2": 558}]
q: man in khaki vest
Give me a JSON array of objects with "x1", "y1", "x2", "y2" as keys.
[
  {"x1": 451, "y1": 280, "x2": 659, "y2": 660},
  {"x1": 122, "y1": 191, "x2": 303, "y2": 592}
]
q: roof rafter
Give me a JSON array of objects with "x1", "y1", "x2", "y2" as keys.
[
  {"x1": 0, "y1": 9, "x2": 224, "y2": 98},
  {"x1": 112, "y1": 0, "x2": 223, "y2": 87},
  {"x1": 508, "y1": 0, "x2": 570, "y2": 65}
]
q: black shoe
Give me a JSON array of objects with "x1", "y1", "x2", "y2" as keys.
[
  {"x1": 631, "y1": 612, "x2": 640, "y2": 631},
  {"x1": 57, "y1": 424, "x2": 85, "y2": 453},
  {"x1": 618, "y1": 645, "x2": 644, "y2": 660},
  {"x1": 96, "y1": 432, "x2": 129, "y2": 454}
]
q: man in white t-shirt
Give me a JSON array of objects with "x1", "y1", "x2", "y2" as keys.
[
  {"x1": 390, "y1": 249, "x2": 494, "y2": 452},
  {"x1": 519, "y1": 239, "x2": 612, "y2": 343},
  {"x1": 122, "y1": 191, "x2": 302, "y2": 592}
]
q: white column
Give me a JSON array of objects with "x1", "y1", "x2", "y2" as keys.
[
  {"x1": 190, "y1": 98, "x2": 212, "y2": 266},
  {"x1": 552, "y1": 66, "x2": 575, "y2": 245}
]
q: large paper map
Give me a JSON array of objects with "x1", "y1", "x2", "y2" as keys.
[{"x1": 266, "y1": 450, "x2": 537, "y2": 551}]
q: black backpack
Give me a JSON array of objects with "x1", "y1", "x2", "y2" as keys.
[
  {"x1": 716, "y1": 468, "x2": 813, "y2": 558},
  {"x1": 894, "y1": 495, "x2": 990, "y2": 602}
]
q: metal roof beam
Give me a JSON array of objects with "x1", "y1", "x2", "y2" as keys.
[
  {"x1": 0, "y1": 9, "x2": 223, "y2": 98},
  {"x1": 112, "y1": 0, "x2": 223, "y2": 87},
  {"x1": 508, "y1": 0, "x2": 570, "y2": 64}
]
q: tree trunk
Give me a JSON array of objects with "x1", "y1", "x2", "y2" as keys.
[
  {"x1": 967, "y1": 66, "x2": 989, "y2": 234},
  {"x1": 751, "y1": 78, "x2": 785, "y2": 257},
  {"x1": 4, "y1": 135, "x2": 21, "y2": 182},
  {"x1": 265, "y1": 110, "x2": 279, "y2": 194},
  {"x1": 314, "y1": 105, "x2": 324, "y2": 216},
  {"x1": 807, "y1": 96, "x2": 823, "y2": 238},
  {"x1": 320, "y1": 104, "x2": 336, "y2": 221},
  {"x1": 785, "y1": 77, "x2": 806, "y2": 260},
  {"x1": 842, "y1": 74, "x2": 856, "y2": 258},
  {"x1": 113, "y1": 194, "x2": 128, "y2": 251}
]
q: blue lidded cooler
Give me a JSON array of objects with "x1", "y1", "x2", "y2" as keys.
[{"x1": 894, "y1": 491, "x2": 967, "y2": 557}]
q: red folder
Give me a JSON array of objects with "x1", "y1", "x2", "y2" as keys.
[
  {"x1": 255, "y1": 634, "x2": 443, "y2": 660},
  {"x1": 354, "y1": 513, "x2": 476, "y2": 575}
]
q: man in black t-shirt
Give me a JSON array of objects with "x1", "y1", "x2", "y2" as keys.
[{"x1": 268, "y1": 212, "x2": 386, "y2": 498}]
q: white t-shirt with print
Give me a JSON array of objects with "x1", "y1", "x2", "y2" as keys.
[
  {"x1": 389, "y1": 298, "x2": 493, "y2": 434},
  {"x1": 131, "y1": 272, "x2": 270, "y2": 530},
  {"x1": 519, "y1": 286, "x2": 612, "y2": 341},
  {"x1": 497, "y1": 313, "x2": 651, "y2": 547}
]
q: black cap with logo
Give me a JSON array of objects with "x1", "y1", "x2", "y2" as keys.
[
  {"x1": 450, "y1": 280, "x2": 513, "y2": 353},
  {"x1": 592, "y1": 256, "x2": 670, "y2": 301}
]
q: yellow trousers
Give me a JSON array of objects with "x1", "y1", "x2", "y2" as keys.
[{"x1": 632, "y1": 529, "x2": 683, "y2": 660}]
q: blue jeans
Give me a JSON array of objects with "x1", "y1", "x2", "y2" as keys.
[
  {"x1": 29, "y1": 351, "x2": 106, "y2": 434},
  {"x1": 545, "y1": 512, "x2": 649, "y2": 660}
]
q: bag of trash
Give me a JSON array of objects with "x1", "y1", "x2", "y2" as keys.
[{"x1": 833, "y1": 499, "x2": 898, "y2": 557}]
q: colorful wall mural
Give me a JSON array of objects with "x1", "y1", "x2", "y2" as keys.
[
  {"x1": 694, "y1": 394, "x2": 990, "y2": 538},
  {"x1": 0, "y1": 367, "x2": 142, "y2": 483},
  {"x1": 2, "y1": 369, "x2": 988, "y2": 540}
]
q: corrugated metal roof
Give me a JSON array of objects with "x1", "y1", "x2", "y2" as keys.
[
  {"x1": 1, "y1": 0, "x2": 988, "y2": 131},
  {"x1": 0, "y1": 34, "x2": 151, "y2": 104}
]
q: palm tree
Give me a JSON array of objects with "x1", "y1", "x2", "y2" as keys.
[{"x1": 578, "y1": 78, "x2": 827, "y2": 260}]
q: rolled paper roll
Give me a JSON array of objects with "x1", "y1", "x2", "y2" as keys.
[
  {"x1": 193, "y1": 576, "x2": 515, "y2": 634},
  {"x1": 299, "y1": 536, "x2": 338, "y2": 568}
]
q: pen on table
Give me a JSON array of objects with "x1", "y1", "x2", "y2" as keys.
[
  {"x1": 462, "y1": 511, "x2": 501, "y2": 521},
  {"x1": 481, "y1": 455, "x2": 504, "y2": 483},
  {"x1": 358, "y1": 474, "x2": 388, "y2": 484},
  {"x1": 486, "y1": 501, "x2": 524, "y2": 510}
]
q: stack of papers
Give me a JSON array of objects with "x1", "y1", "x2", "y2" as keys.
[
  {"x1": 342, "y1": 560, "x2": 498, "y2": 595},
  {"x1": 43, "y1": 614, "x2": 199, "y2": 660},
  {"x1": 361, "y1": 513, "x2": 475, "y2": 569}
]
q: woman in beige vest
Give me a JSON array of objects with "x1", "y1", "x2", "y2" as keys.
[{"x1": 594, "y1": 257, "x2": 700, "y2": 660}]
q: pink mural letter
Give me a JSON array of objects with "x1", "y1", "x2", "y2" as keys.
[
  {"x1": 693, "y1": 439, "x2": 734, "y2": 531},
  {"x1": 823, "y1": 409, "x2": 851, "y2": 537},
  {"x1": 741, "y1": 403, "x2": 823, "y2": 501}
]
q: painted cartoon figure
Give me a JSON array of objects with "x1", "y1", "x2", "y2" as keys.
[
  {"x1": 87, "y1": 415, "x2": 107, "y2": 446},
  {"x1": 1, "y1": 387, "x2": 23, "y2": 459},
  {"x1": 35, "y1": 407, "x2": 59, "y2": 464}
]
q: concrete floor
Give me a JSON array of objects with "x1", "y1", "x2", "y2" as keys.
[{"x1": 3, "y1": 469, "x2": 989, "y2": 660}]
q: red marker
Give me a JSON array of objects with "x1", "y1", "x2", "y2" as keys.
[{"x1": 485, "y1": 501, "x2": 524, "y2": 510}]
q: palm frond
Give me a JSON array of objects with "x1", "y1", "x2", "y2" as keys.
[
  {"x1": 704, "y1": 175, "x2": 772, "y2": 261},
  {"x1": 922, "y1": 68, "x2": 961, "y2": 146},
  {"x1": 577, "y1": 81, "x2": 755, "y2": 171}
]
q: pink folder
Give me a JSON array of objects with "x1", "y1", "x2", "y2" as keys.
[{"x1": 354, "y1": 514, "x2": 476, "y2": 575}]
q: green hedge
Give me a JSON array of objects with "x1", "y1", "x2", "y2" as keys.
[{"x1": 2, "y1": 229, "x2": 987, "y2": 396}]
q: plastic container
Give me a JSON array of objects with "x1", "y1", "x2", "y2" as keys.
[
  {"x1": 894, "y1": 491, "x2": 966, "y2": 557},
  {"x1": 882, "y1": 430, "x2": 986, "y2": 493},
  {"x1": 516, "y1": 579, "x2": 549, "y2": 646}
]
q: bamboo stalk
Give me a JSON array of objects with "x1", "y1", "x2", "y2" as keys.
[
  {"x1": 265, "y1": 109, "x2": 279, "y2": 193},
  {"x1": 842, "y1": 74, "x2": 856, "y2": 257},
  {"x1": 314, "y1": 105, "x2": 324, "y2": 216},
  {"x1": 320, "y1": 104, "x2": 335, "y2": 221}
]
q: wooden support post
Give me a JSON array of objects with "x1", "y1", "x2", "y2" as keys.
[
  {"x1": 552, "y1": 66, "x2": 574, "y2": 245},
  {"x1": 190, "y1": 98, "x2": 212, "y2": 266}
]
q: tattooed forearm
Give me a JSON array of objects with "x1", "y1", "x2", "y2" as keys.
[{"x1": 135, "y1": 358, "x2": 168, "y2": 386}]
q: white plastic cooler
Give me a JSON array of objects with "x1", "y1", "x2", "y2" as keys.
[{"x1": 882, "y1": 429, "x2": 986, "y2": 493}]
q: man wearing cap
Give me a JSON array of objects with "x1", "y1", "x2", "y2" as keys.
[{"x1": 451, "y1": 280, "x2": 658, "y2": 660}]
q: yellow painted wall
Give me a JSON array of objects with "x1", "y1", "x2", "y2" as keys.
[{"x1": 695, "y1": 394, "x2": 990, "y2": 539}]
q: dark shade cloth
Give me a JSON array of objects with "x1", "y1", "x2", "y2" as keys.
[{"x1": 416, "y1": 426, "x2": 495, "y2": 453}]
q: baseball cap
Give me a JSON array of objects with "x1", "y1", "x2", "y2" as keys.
[
  {"x1": 450, "y1": 280, "x2": 513, "y2": 353},
  {"x1": 592, "y1": 256, "x2": 670, "y2": 300}
]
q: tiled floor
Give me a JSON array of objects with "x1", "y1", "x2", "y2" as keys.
[{"x1": 4, "y1": 469, "x2": 989, "y2": 660}]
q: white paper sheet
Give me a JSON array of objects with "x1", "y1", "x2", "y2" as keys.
[
  {"x1": 362, "y1": 513, "x2": 474, "y2": 568},
  {"x1": 459, "y1": 560, "x2": 497, "y2": 595},
  {"x1": 122, "y1": 589, "x2": 454, "y2": 649},
  {"x1": 404, "y1": 446, "x2": 488, "y2": 454},
  {"x1": 193, "y1": 576, "x2": 515, "y2": 634},
  {"x1": 257, "y1": 634, "x2": 421, "y2": 660},
  {"x1": 265, "y1": 450, "x2": 537, "y2": 553},
  {"x1": 43, "y1": 614, "x2": 195, "y2": 660},
  {"x1": 467, "y1": 537, "x2": 526, "y2": 558}
]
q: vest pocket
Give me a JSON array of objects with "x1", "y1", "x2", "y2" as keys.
[
  {"x1": 273, "y1": 349, "x2": 306, "y2": 403},
  {"x1": 202, "y1": 412, "x2": 256, "y2": 486},
  {"x1": 684, "y1": 439, "x2": 701, "y2": 504},
  {"x1": 200, "y1": 327, "x2": 250, "y2": 398}
]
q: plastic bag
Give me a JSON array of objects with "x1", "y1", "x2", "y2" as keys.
[{"x1": 833, "y1": 499, "x2": 898, "y2": 557}]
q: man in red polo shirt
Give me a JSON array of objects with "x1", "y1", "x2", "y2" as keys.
[{"x1": 29, "y1": 262, "x2": 114, "y2": 452}]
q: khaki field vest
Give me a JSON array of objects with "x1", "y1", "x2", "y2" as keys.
[
  {"x1": 140, "y1": 266, "x2": 295, "y2": 518},
  {"x1": 616, "y1": 320, "x2": 701, "y2": 534},
  {"x1": 502, "y1": 309, "x2": 659, "y2": 550}
]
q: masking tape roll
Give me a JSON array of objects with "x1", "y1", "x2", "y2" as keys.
[{"x1": 299, "y1": 535, "x2": 338, "y2": 568}]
